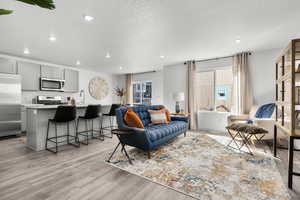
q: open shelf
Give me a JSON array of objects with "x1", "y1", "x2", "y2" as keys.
[{"x1": 276, "y1": 39, "x2": 300, "y2": 137}]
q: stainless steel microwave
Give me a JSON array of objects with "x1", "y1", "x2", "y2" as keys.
[{"x1": 40, "y1": 78, "x2": 65, "y2": 92}]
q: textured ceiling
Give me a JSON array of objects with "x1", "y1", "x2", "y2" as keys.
[{"x1": 0, "y1": 0, "x2": 300, "y2": 74}]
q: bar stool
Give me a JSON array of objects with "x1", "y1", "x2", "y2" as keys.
[
  {"x1": 45, "y1": 105, "x2": 79, "y2": 153},
  {"x1": 77, "y1": 104, "x2": 103, "y2": 145},
  {"x1": 101, "y1": 104, "x2": 120, "y2": 138}
]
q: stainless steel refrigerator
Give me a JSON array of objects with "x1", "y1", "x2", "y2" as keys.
[{"x1": 0, "y1": 73, "x2": 21, "y2": 137}]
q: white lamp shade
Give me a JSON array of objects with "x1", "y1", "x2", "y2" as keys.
[{"x1": 173, "y1": 92, "x2": 185, "y2": 102}]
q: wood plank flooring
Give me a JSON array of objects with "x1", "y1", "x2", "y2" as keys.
[{"x1": 0, "y1": 133, "x2": 299, "y2": 200}]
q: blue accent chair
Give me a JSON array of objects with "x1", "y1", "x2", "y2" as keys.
[{"x1": 115, "y1": 105, "x2": 189, "y2": 158}]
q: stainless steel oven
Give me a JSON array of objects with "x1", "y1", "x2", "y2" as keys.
[{"x1": 40, "y1": 78, "x2": 65, "y2": 92}]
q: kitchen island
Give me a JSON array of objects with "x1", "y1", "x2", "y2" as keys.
[{"x1": 25, "y1": 104, "x2": 112, "y2": 151}]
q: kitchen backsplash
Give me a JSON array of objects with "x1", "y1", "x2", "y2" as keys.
[{"x1": 22, "y1": 91, "x2": 83, "y2": 104}]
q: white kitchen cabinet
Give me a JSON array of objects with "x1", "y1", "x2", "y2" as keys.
[
  {"x1": 18, "y1": 61, "x2": 40, "y2": 91},
  {"x1": 64, "y1": 69, "x2": 79, "y2": 92},
  {"x1": 0, "y1": 57, "x2": 17, "y2": 74},
  {"x1": 41, "y1": 65, "x2": 64, "y2": 80}
]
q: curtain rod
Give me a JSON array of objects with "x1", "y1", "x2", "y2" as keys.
[
  {"x1": 184, "y1": 52, "x2": 252, "y2": 64},
  {"x1": 131, "y1": 70, "x2": 156, "y2": 75}
]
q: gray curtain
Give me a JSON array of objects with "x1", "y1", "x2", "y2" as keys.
[
  {"x1": 232, "y1": 52, "x2": 253, "y2": 114},
  {"x1": 125, "y1": 73, "x2": 133, "y2": 105}
]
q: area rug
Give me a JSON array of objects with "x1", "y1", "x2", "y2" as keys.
[{"x1": 107, "y1": 132, "x2": 290, "y2": 200}]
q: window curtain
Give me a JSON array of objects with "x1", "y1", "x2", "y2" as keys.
[
  {"x1": 194, "y1": 71, "x2": 215, "y2": 111},
  {"x1": 186, "y1": 61, "x2": 198, "y2": 130},
  {"x1": 125, "y1": 73, "x2": 133, "y2": 105},
  {"x1": 232, "y1": 52, "x2": 253, "y2": 114}
]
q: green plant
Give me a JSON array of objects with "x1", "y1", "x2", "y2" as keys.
[{"x1": 0, "y1": 0, "x2": 55, "y2": 15}]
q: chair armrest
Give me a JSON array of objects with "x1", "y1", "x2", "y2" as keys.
[
  {"x1": 227, "y1": 114, "x2": 249, "y2": 125},
  {"x1": 252, "y1": 118, "x2": 275, "y2": 133},
  {"x1": 171, "y1": 116, "x2": 189, "y2": 123},
  {"x1": 228, "y1": 114, "x2": 249, "y2": 121},
  {"x1": 253, "y1": 118, "x2": 275, "y2": 126}
]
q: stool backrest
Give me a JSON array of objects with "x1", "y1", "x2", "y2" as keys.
[
  {"x1": 53, "y1": 105, "x2": 76, "y2": 123},
  {"x1": 84, "y1": 104, "x2": 101, "y2": 119},
  {"x1": 108, "y1": 104, "x2": 121, "y2": 116}
]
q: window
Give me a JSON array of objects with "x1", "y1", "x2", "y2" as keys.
[
  {"x1": 215, "y1": 68, "x2": 233, "y2": 112},
  {"x1": 195, "y1": 68, "x2": 233, "y2": 112},
  {"x1": 133, "y1": 81, "x2": 152, "y2": 105}
]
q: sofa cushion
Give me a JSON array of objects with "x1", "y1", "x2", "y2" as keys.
[
  {"x1": 226, "y1": 123, "x2": 268, "y2": 134},
  {"x1": 255, "y1": 103, "x2": 275, "y2": 118},
  {"x1": 148, "y1": 109, "x2": 168, "y2": 124},
  {"x1": 124, "y1": 109, "x2": 144, "y2": 128},
  {"x1": 158, "y1": 105, "x2": 171, "y2": 122},
  {"x1": 146, "y1": 121, "x2": 187, "y2": 142}
]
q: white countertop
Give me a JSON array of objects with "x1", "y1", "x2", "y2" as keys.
[{"x1": 22, "y1": 104, "x2": 111, "y2": 110}]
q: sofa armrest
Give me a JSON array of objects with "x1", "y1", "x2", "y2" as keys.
[
  {"x1": 252, "y1": 118, "x2": 275, "y2": 133},
  {"x1": 171, "y1": 116, "x2": 189, "y2": 123},
  {"x1": 119, "y1": 124, "x2": 145, "y2": 133},
  {"x1": 227, "y1": 114, "x2": 249, "y2": 125}
]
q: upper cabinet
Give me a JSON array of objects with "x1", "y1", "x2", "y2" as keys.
[
  {"x1": 0, "y1": 58, "x2": 17, "y2": 74},
  {"x1": 64, "y1": 69, "x2": 79, "y2": 93},
  {"x1": 41, "y1": 65, "x2": 64, "y2": 80},
  {"x1": 18, "y1": 61, "x2": 40, "y2": 91}
]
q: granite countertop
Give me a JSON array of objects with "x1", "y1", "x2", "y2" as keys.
[{"x1": 22, "y1": 104, "x2": 111, "y2": 110}]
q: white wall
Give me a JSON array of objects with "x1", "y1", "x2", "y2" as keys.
[
  {"x1": 249, "y1": 48, "x2": 280, "y2": 105},
  {"x1": 163, "y1": 63, "x2": 187, "y2": 112},
  {"x1": 132, "y1": 71, "x2": 164, "y2": 105}
]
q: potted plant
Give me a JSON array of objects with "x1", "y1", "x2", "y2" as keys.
[{"x1": 0, "y1": 0, "x2": 55, "y2": 15}]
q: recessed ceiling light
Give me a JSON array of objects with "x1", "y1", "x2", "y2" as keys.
[
  {"x1": 49, "y1": 35, "x2": 56, "y2": 42},
  {"x1": 23, "y1": 48, "x2": 30, "y2": 55},
  {"x1": 235, "y1": 39, "x2": 241, "y2": 44},
  {"x1": 84, "y1": 15, "x2": 94, "y2": 22},
  {"x1": 105, "y1": 52, "x2": 111, "y2": 58},
  {"x1": 119, "y1": 66, "x2": 123, "y2": 70},
  {"x1": 76, "y1": 60, "x2": 81, "y2": 65},
  {"x1": 160, "y1": 55, "x2": 165, "y2": 59}
]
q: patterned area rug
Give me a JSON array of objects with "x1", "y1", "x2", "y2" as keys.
[{"x1": 107, "y1": 132, "x2": 290, "y2": 200}]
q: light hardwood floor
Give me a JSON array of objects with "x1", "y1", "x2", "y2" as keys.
[
  {"x1": 0, "y1": 133, "x2": 299, "y2": 200},
  {"x1": 0, "y1": 135, "x2": 193, "y2": 200}
]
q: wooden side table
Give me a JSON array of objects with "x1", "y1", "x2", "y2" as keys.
[
  {"x1": 170, "y1": 113, "x2": 190, "y2": 117},
  {"x1": 106, "y1": 129, "x2": 134, "y2": 164}
]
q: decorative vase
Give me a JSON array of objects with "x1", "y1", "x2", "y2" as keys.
[
  {"x1": 175, "y1": 101, "x2": 180, "y2": 113},
  {"x1": 120, "y1": 96, "x2": 125, "y2": 105}
]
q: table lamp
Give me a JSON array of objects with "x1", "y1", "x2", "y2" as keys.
[{"x1": 173, "y1": 92, "x2": 185, "y2": 113}]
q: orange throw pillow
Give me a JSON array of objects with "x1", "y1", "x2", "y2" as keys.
[
  {"x1": 165, "y1": 109, "x2": 171, "y2": 122},
  {"x1": 124, "y1": 109, "x2": 144, "y2": 128}
]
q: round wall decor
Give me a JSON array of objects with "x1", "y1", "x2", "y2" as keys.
[{"x1": 88, "y1": 77, "x2": 109, "y2": 100}]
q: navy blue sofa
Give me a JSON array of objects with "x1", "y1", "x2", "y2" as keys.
[{"x1": 115, "y1": 105, "x2": 189, "y2": 158}]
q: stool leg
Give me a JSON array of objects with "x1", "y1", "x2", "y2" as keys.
[
  {"x1": 45, "y1": 120, "x2": 50, "y2": 150},
  {"x1": 55, "y1": 122, "x2": 58, "y2": 153},
  {"x1": 99, "y1": 117, "x2": 104, "y2": 140},
  {"x1": 74, "y1": 120, "x2": 80, "y2": 147},
  {"x1": 76, "y1": 118, "x2": 80, "y2": 143},
  {"x1": 67, "y1": 122, "x2": 70, "y2": 144},
  {"x1": 109, "y1": 116, "x2": 112, "y2": 130},
  {"x1": 91, "y1": 119, "x2": 94, "y2": 138},
  {"x1": 85, "y1": 119, "x2": 89, "y2": 145}
]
